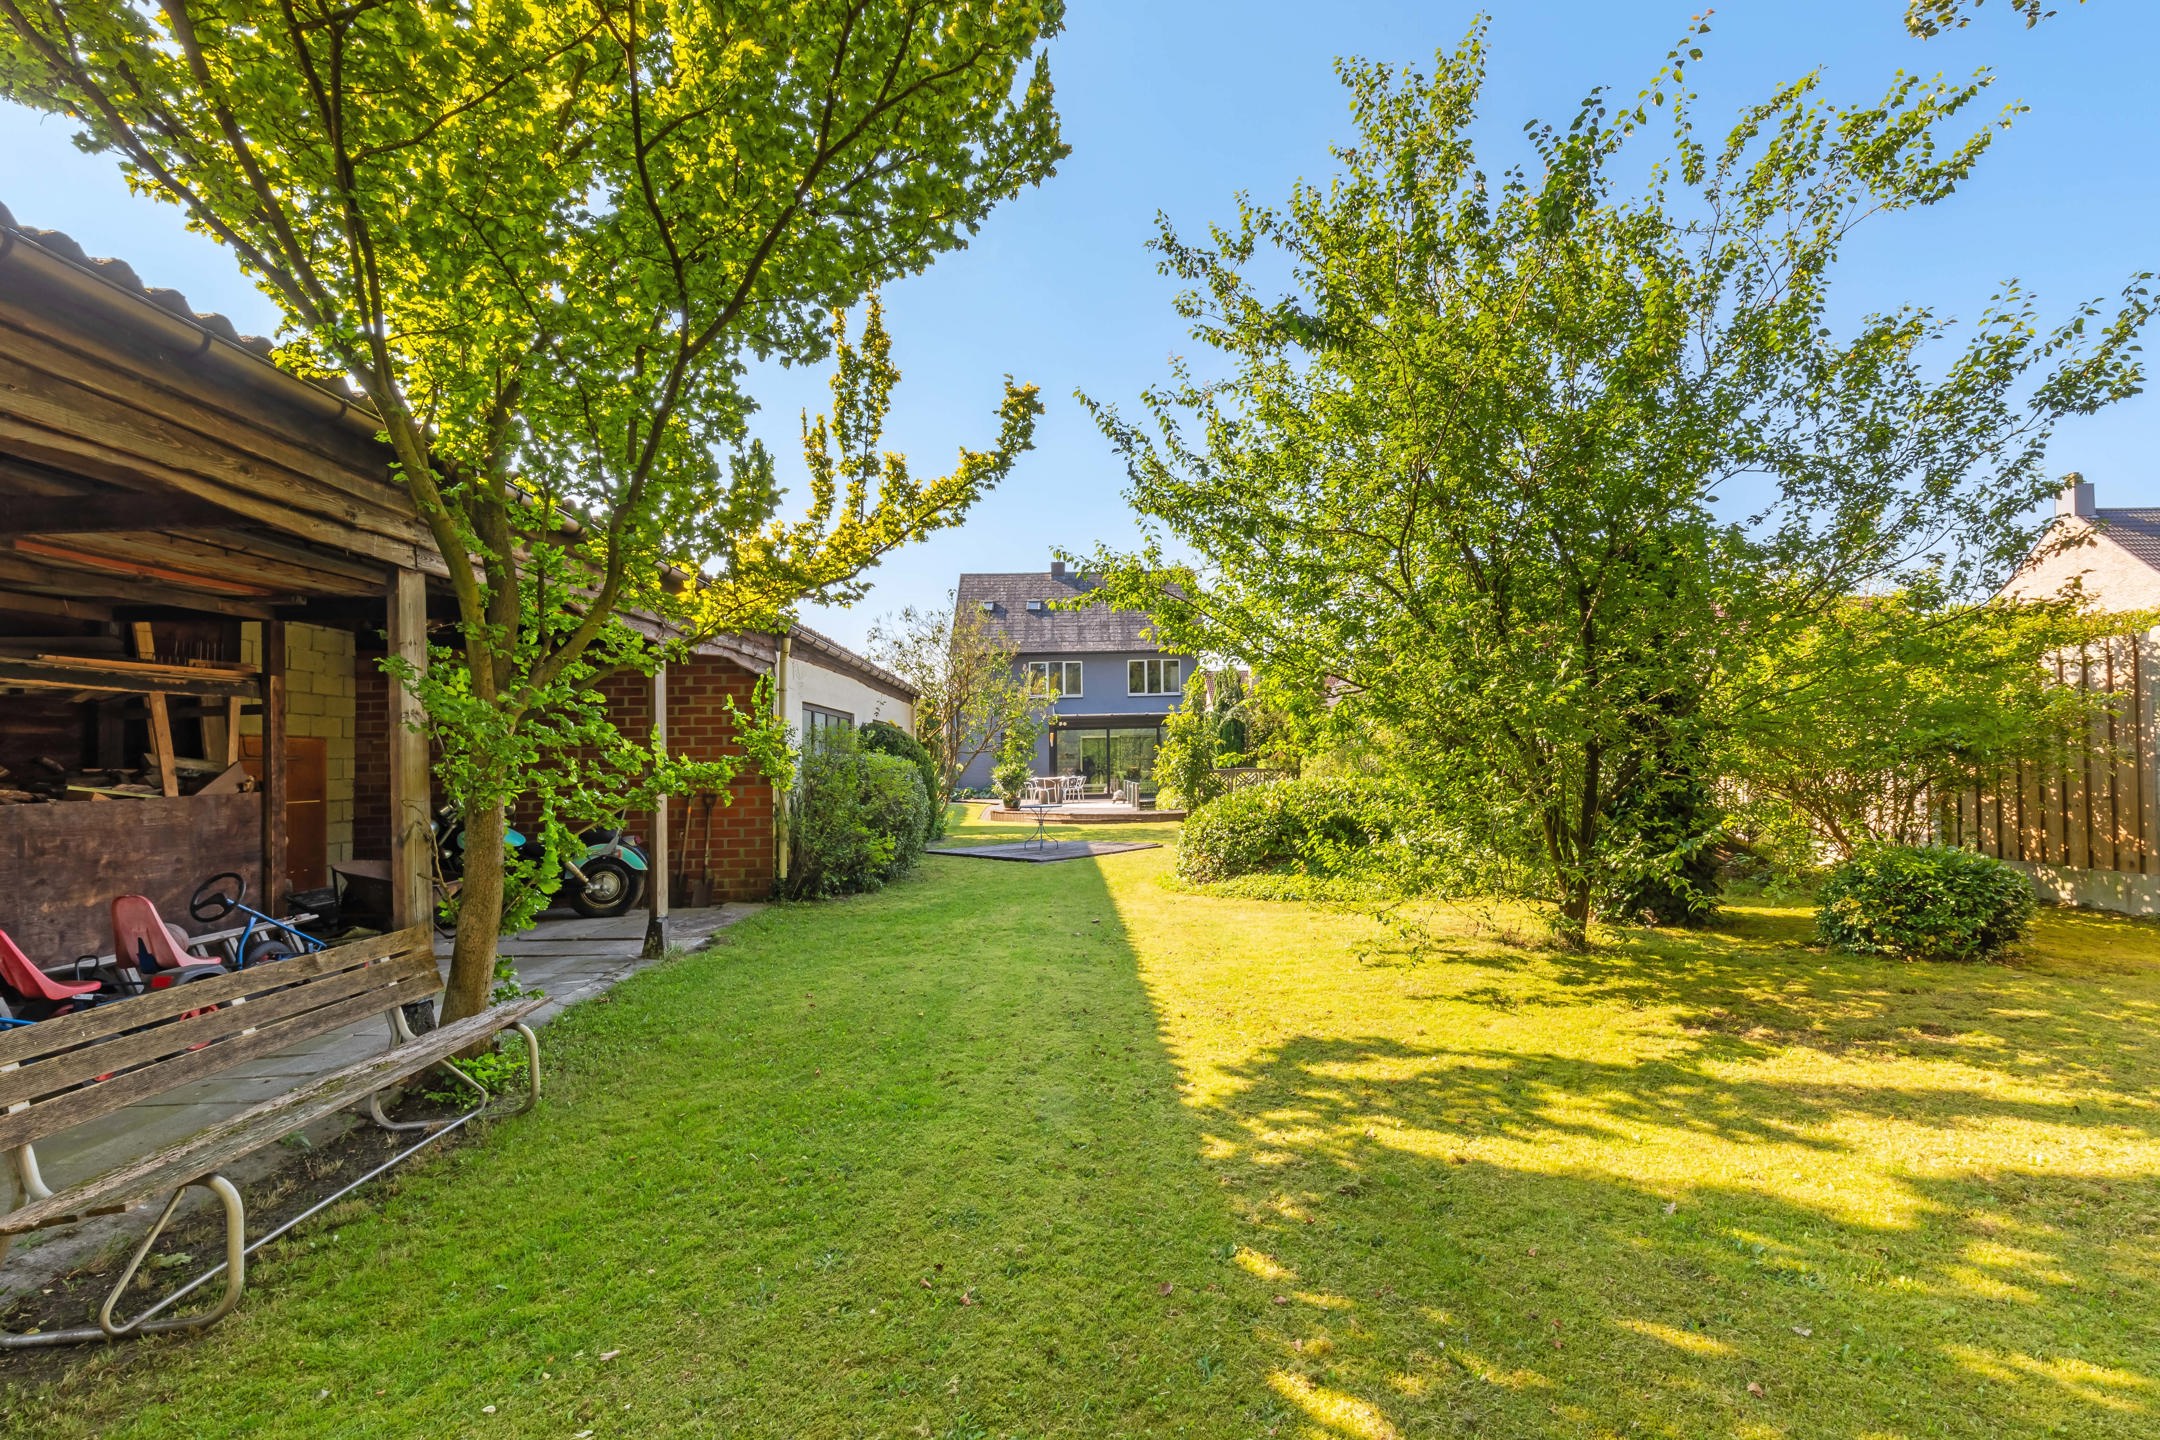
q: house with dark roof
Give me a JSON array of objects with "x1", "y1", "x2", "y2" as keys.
[{"x1": 953, "y1": 562, "x2": 1187, "y2": 791}]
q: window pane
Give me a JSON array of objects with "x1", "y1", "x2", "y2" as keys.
[
  {"x1": 1164, "y1": 659, "x2": 1180, "y2": 692},
  {"x1": 1129, "y1": 660, "x2": 1144, "y2": 693}
]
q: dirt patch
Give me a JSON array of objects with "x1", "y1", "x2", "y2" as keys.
[{"x1": 0, "y1": 1086, "x2": 486, "y2": 1385}]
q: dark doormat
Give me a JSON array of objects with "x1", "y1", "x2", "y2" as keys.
[{"x1": 926, "y1": 841, "x2": 1162, "y2": 864}]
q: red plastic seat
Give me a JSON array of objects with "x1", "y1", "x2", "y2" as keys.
[
  {"x1": 110, "y1": 895, "x2": 223, "y2": 991},
  {"x1": 0, "y1": 929, "x2": 101, "y2": 1005}
]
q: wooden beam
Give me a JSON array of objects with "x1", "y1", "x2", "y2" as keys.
[
  {"x1": 13, "y1": 537, "x2": 283, "y2": 596},
  {"x1": 129, "y1": 621, "x2": 181, "y2": 798},
  {"x1": 224, "y1": 695, "x2": 243, "y2": 766},
  {"x1": 0, "y1": 553, "x2": 279, "y2": 619},
  {"x1": 0, "y1": 655, "x2": 258, "y2": 700},
  {"x1": 642, "y1": 662, "x2": 671, "y2": 958},
  {"x1": 261, "y1": 619, "x2": 289, "y2": 902},
  {"x1": 0, "y1": 588, "x2": 114, "y2": 622},
  {"x1": 387, "y1": 569, "x2": 431, "y2": 930},
  {"x1": 0, "y1": 493, "x2": 241, "y2": 537}
]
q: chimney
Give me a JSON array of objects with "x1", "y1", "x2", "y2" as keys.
[
  {"x1": 1050, "y1": 559, "x2": 1066, "y2": 578},
  {"x1": 2058, "y1": 472, "x2": 2096, "y2": 519}
]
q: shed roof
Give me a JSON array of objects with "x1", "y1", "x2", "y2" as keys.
[{"x1": 954, "y1": 571, "x2": 1161, "y2": 654}]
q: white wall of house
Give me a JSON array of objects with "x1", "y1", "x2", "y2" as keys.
[
  {"x1": 2003, "y1": 522, "x2": 2160, "y2": 611},
  {"x1": 785, "y1": 649, "x2": 912, "y2": 737}
]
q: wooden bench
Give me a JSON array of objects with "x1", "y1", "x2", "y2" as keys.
[{"x1": 0, "y1": 926, "x2": 543, "y2": 1347}]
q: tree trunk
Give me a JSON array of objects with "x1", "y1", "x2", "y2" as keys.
[{"x1": 443, "y1": 801, "x2": 508, "y2": 1025}]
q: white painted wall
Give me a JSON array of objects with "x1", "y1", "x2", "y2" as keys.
[
  {"x1": 784, "y1": 649, "x2": 912, "y2": 738},
  {"x1": 2003, "y1": 521, "x2": 2160, "y2": 612}
]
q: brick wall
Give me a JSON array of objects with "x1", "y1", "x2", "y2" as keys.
[
  {"x1": 353, "y1": 651, "x2": 390, "y2": 858},
  {"x1": 347, "y1": 649, "x2": 775, "y2": 902},
  {"x1": 597, "y1": 656, "x2": 776, "y2": 902}
]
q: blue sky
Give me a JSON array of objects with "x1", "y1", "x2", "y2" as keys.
[{"x1": 4, "y1": 1, "x2": 2154, "y2": 652}]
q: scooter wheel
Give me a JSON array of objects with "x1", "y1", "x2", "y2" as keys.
[{"x1": 569, "y1": 857, "x2": 638, "y2": 918}]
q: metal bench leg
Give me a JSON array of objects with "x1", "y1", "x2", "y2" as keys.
[
  {"x1": 96, "y1": 1175, "x2": 247, "y2": 1341},
  {"x1": 0, "y1": 1174, "x2": 246, "y2": 1348}
]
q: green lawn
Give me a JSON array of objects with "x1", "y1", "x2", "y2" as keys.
[{"x1": 9, "y1": 804, "x2": 2160, "y2": 1438}]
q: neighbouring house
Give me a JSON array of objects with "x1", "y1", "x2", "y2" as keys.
[
  {"x1": 952, "y1": 561, "x2": 1187, "y2": 792},
  {"x1": 0, "y1": 205, "x2": 906, "y2": 962},
  {"x1": 1946, "y1": 475, "x2": 2160, "y2": 913}
]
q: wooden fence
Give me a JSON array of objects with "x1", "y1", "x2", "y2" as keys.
[{"x1": 1940, "y1": 631, "x2": 2159, "y2": 882}]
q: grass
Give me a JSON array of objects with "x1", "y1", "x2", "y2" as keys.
[{"x1": 7, "y1": 803, "x2": 2160, "y2": 1437}]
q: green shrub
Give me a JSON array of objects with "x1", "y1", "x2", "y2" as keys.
[
  {"x1": 785, "y1": 732, "x2": 933, "y2": 898},
  {"x1": 1177, "y1": 777, "x2": 1418, "y2": 887},
  {"x1": 859, "y1": 719, "x2": 945, "y2": 838},
  {"x1": 1816, "y1": 845, "x2": 2037, "y2": 963},
  {"x1": 992, "y1": 752, "x2": 1032, "y2": 808}
]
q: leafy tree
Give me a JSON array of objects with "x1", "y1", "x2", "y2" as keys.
[
  {"x1": 1152, "y1": 666, "x2": 1261, "y2": 809},
  {"x1": 1729, "y1": 590, "x2": 2128, "y2": 861},
  {"x1": 870, "y1": 593, "x2": 1039, "y2": 802},
  {"x1": 1905, "y1": 0, "x2": 2079, "y2": 37},
  {"x1": 0, "y1": 0, "x2": 1066, "y2": 1019},
  {"x1": 1082, "y1": 21, "x2": 2151, "y2": 944}
]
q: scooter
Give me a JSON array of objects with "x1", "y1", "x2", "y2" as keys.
[{"x1": 433, "y1": 805, "x2": 649, "y2": 920}]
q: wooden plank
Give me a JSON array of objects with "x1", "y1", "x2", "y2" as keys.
[
  {"x1": 0, "y1": 928, "x2": 431, "y2": 1067},
  {"x1": 0, "y1": 552, "x2": 281, "y2": 620},
  {"x1": 261, "y1": 620, "x2": 289, "y2": 903},
  {"x1": 0, "y1": 997, "x2": 543, "y2": 1237},
  {"x1": 197, "y1": 761, "x2": 250, "y2": 795},
  {"x1": 0, "y1": 949, "x2": 439, "y2": 1113},
  {"x1": 0, "y1": 416, "x2": 440, "y2": 581},
  {"x1": 388, "y1": 568, "x2": 431, "y2": 929},
  {"x1": 0, "y1": 589, "x2": 114, "y2": 622},
  {"x1": 0, "y1": 969, "x2": 446, "y2": 1153},
  {"x1": 0, "y1": 493, "x2": 240, "y2": 537},
  {"x1": 132, "y1": 622, "x2": 181, "y2": 799},
  {"x1": 0, "y1": 657, "x2": 259, "y2": 700},
  {"x1": 224, "y1": 695, "x2": 243, "y2": 766},
  {"x1": 41, "y1": 654, "x2": 255, "y2": 683},
  {"x1": 0, "y1": 339, "x2": 425, "y2": 548},
  {"x1": 15, "y1": 537, "x2": 282, "y2": 598}
]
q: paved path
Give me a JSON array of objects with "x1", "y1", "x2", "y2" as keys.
[{"x1": 5, "y1": 905, "x2": 756, "y2": 1290}]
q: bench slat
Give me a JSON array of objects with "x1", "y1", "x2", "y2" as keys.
[
  {"x1": 0, "y1": 949, "x2": 438, "y2": 1113},
  {"x1": 0, "y1": 997, "x2": 546, "y2": 1236},
  {"x1": 0, "y1": 927, "x2": 434, "y2": 1069},
  {"x1": 0, "y1": 967, "x2": 443, "y2": 1153}
]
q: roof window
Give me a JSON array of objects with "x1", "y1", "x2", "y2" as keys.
[{"x1": 1026, "y1": 599, "x2": 1045, "y2": 613}]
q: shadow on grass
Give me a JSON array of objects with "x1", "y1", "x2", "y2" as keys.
[{"x1": 1169, "y1": 908, "x2": 2160, "y2": 1438}]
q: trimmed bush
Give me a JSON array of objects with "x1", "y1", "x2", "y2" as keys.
[
  {"x1": 1176, "y1": 777, "x2": 1416, "y2": 886},
  {"x1": 1816, "y1": 845, "x2": 2037, "y2": 963},
  {"x1": 785, "y1": 733, "x2": 933, "y2": 899},
  {"x1": 858, "y1": 719, "x2": 945, "y2": 838}
]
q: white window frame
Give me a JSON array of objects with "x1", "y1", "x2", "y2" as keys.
[
  {"x1": 1128, "y1": 658, "x2": 1181, "y2": 696},
  {"x1": 1025, "y1": 659, "x2": 1082, "y2": 697}
]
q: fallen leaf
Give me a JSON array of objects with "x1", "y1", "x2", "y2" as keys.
[
  {"x1": 1748, "y1": 1380, "x2": 1766, "y2": 1399},
  {"x1": 920, "y1": 1277, "x2": 933, "y2": 1289},
  {"x1": 1663, "y1": 1201, "x2": 1678, "y2": 1216},
  {"x1": 482, "y1": 1405, "x2": 497, "y2": 1414},
  {"x1": 599, "y1": 1349, "x2": 621, "y2": 1362},
  {"x1": 1159, "y1": 1282, "x2": 1175, "y2": 1296},
  {"x1": 1271, "y1": 1295, "x2": 1290, "y2": 1306},
  {"x1": 959, "y1": 1290, "x2": 977, "y2": 1307},
  {"x1": 1791, "y1": 1325, "x2": 1813, "y2": 1338}
]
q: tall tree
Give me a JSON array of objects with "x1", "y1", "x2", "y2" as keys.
[
  {"x1": 1905, "y1": 0, "x2": 2080, "y2": 37},
  {"x1": 0, "y1": 0, "x2": 1065, "y2": 1018},
  {"x1": 1083, "y1": 21, "x2": 2150, "y2": 943},
  {"x1": 870, "y1": 594, "x2": 1034, "y2": 807}
]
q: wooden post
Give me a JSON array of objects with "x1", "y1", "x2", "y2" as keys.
[
  {"x1": 642, "y1": 662, "x2": 671, "y2": 958},
  {"x1": 388, "y1": 569, "x2": 431, "y2": 930},
  {"x1": 132, "y1": 622, "x2": 179, "y2": 798},
  {"x1": 223, "y1": 696, "x2": 243, "y2": 766},
  {"x1": 261, "y1": 619, "x2": 288, "y2": 906}
]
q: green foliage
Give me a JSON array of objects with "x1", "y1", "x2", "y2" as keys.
[
  {"x1": 859, "y1": 719, "x2": 944, "y2": 839},
  {"x1": 784, "y1": 731, "x2": 931, "y2": 900},
  {"x1": 1081, "y1": 21, "x2": 2151, "y2": 944},
  {"x1": 1176, "y1": 777, "x2": 1418, "y2": 888},
  {"x1": 1152, "y1": 667, "x2": 1279, "y2": 810},
  {"x1": 1817, "y1": 845, "x2": 2039, "y2": 962},
  {"x1": 422, "y1": 1037, "x2": 531, "y2": 1105},
  {"x1": 1906, "y1": 0, "x2": 2073, "y2": 38},
  {"x1": 870, "y1": 595, "x2": 1039, "y2": 809},
  {"x1": 0, "y1": 0, "x2": 1065, "y2": 1019},
  {"x1": 989, "y1": 707, "x2": 1043, "y2": 808},
  {"x1": 1728, "y1": 591, "x2": 2138, "y2": 862}
]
